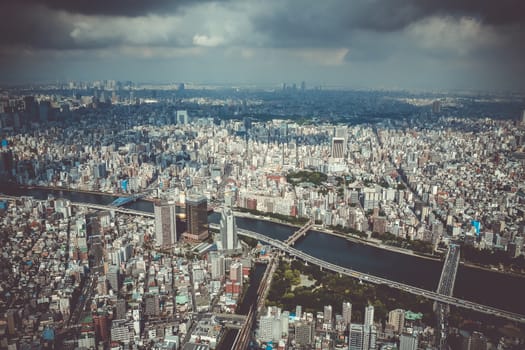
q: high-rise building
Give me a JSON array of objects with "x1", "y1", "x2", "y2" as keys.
[
  {"x1": 387, "y1": 309, "x2": 405, "y2": 334},
  {"x1": 184, "y1": 195, "x2": 208, "y2": 241},
  {"x1": 399, "y1": 333, "x2": 418, "y2": 350},
  {"x1": 331, "y1": 137, "x2": 345, "y2": 159},
  {"x1": 296, "y1": 305, "x2": 302, "y2": 320},
  {"x1": 107, "y1": 265, "x2": 120, "y2": 292},
  {"x1": 365, "y1": 326, "x2": 377, "y2": 350},
  {"x1": 342, "y1": 302, "x2": 352, "y2": 326},
  {"x1": 230, "y1": 262, "x2": 243, "y2": 286},
  {"x1": 364, "y1": 305, "x2": 374, "y2": 327},
  {"x1": 115, "y1": 299, "x2": 127, "y2": 320},
  {"x1": 154, "y1": 200, "x2": 177, "y2": 248},
  {"x1": 349, "y1": 323, "x2": 364, "y2": 350},
  {"x1": 220, "y1": 207, "x2": 240, "y2": 253},
  {"x1": 281, "y1": 311, "x2": 289, "y2": 337},
  {"x1": 323, "y1": 305, "x2": 333, "y2": 326},
  {"x1": 258, "y1": 307, "x2": 284, "y2": 342},
  {"x1": 209, "y1": 251, "x2": 225, "y2": 280},
  {"x1": 295, "y1": 322, "x2": 313, "y2": 346},
  {"x1": 144, "y1": 294, "x2": 160, "y2": 316}
]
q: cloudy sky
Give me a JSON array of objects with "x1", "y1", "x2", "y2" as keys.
[{"x1": 1, "y1": 0, "x2": 524, "y2": 91}]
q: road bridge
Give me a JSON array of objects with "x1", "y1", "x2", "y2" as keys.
[
  {"x1": 0, "y1": 195, "x2": 154, "y2": 218},
  {"x1": 437, "y1": 244, "x2": 460, "y2": 297},
  {"x1": 235, "y1": 228, "x2": 525, "y2": 324},
  {"x1": 284, "y1": 219, "x2": 314, "y2": 246},
  {"x1": 435, "y1": 244, "x2": 461, "y2": 348}
]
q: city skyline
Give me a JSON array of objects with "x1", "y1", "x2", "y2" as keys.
[{"x1": 1, "y1": 0, "x2": 525, "y2": 92}]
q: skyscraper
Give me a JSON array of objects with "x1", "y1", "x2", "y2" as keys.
[
  {"x1": 184, "y1": 195, "x2": 208, "y2": 241},
  {"x1": 220, "y1": 207, "x2": 240, "y2": 253},
  {"x1": 342, "y1": 301, "x2": 352, "y2": 326},
  {"x1": 209, "y1": 251, "x2": 225, "y2": 280},
  {"x1": 364, "y1": 305, "x2": 374, "y2": 327},
  {"x1": 349, "y1": 324, "x2": 364, "y2": 350},
  {"x1": 323, "y1": 305, "x2": 333, "y2": 327},
  {"x1": 296, "y1": 305, "x2": 302, "y2": 320},
  {"x1": 154, "y1": 200, "x2": 177, "y2": 248}
]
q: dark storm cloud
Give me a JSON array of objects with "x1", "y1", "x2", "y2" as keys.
[
  {"x1": 252, "y1": 0, "x2": 525, "y2": 47},
  {"x1": 0, "y1": 3, "x2": 75, "y2": 50},
  {"x1": 19, "y1": 0, "x2": 220, "y2": 17}
]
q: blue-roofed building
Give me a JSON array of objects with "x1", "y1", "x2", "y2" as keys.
[{"x1": 42, "y1": 327, "x2": 55, "y2": 341}]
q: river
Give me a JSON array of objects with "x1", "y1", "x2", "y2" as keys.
[{"x1": 2, "y1": 186, "x2": 525, "y2": 315}]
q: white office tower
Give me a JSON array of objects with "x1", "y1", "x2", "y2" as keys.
[
  {"x1": 364, "y1": 305, "x2": 374, "y2": 327},
  {"x1": 281, "y1": 311, "x2": 289, "y2": 337},
  {"x1": 361, "y1": 305, "x2": 377, "y2": 350},
  {"x1": 399, "y1": 333, "x2": 418, "y2": 350},
  {"x1": 258, "y1": 306, "x2": 284, "y2": 343},
  {"x1": 324, "y1": 305, "x2": 333, "y2": 329},
  {"x1": 154, "y1": 201, "x2": 177, "y2": 248},
  {"x1": 349, "y1": 324, "x2": 364, "y2": 350},
  {"x1": 219, "y1": 207, "x2": 241, "y2": 254},
  {"x1": 342, "y1": 302, "x2": 352, "y2": 327},
  {"x1": 296, "y1": 305, "x2": 302, "y2": 320},
  {"x1": 209, "y1": 251, "x2": 225, "y2": 280}
]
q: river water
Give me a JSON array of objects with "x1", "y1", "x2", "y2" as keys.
[{"x1": 2, "y1": 187, "x2": 525, "y2": 315}]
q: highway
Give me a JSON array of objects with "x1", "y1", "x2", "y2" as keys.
[
  {"x1": 435, "y1": 244, "x2": 461, "y2": 348},
  {"x1": 227, "y1": 226, "x2": 525, "y2": 324},
  {"x1": 0, "y1": 195, "x2": 155, "y2": 218},
  {"x1": 437, "y1": 244, "x2": 460, "y2": 296}
]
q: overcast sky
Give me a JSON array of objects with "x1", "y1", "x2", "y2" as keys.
[{"x1": 1, "y1": 0, "x2": 524, "y2": 91}]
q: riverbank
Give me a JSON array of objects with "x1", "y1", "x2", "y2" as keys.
[
  {"x1": 2, "y1": 187, "x2": 525, "y2": 312},
  {"x1": 232, "y1": 210, "x2": 525, "y2": 279},
  {"x1": 233, "y1": 210, "x2": 442, "y2": 261}
]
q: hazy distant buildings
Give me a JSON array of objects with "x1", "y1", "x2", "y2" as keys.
[
  {"x1": 176, "y1": 110, "x2": 189, "y2": 125},
  {"x1": 432, "y1": 100, "x2": 441, "y2": 114},
  {"x1": 154, "y1": 200, "x2": 177, "y2": 248},
  {"x1": 184, "y1": 195, "x2": 209, "y2": 241}
]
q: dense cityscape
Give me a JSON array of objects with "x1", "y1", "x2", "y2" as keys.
[{"x1": 0, "y1": 82, "x2": 524, "y2": 350}]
